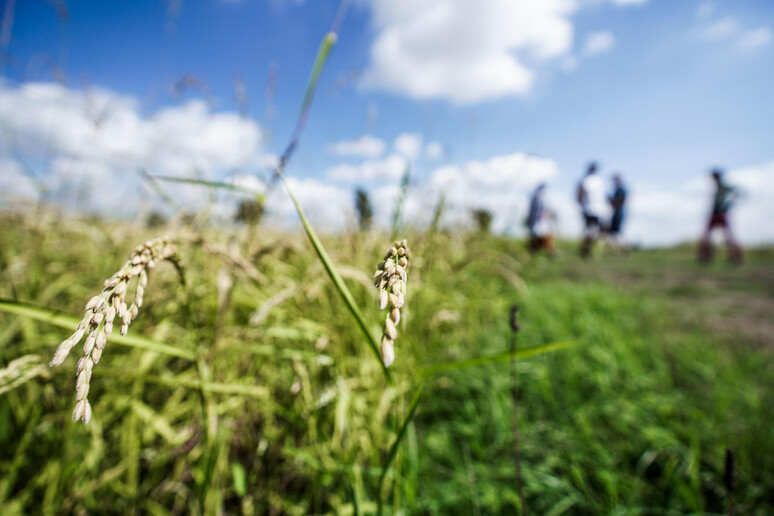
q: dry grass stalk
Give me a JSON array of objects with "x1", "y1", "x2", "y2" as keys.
[
  {"x1": 0, "y1": 355, "x2": 50, "y2": 395},
  {"x1": 373, "y1": 239, "x2": 410, "y2": 367},
  {"x1": 49, "y1": 237, "x2": 180, "y2": 423}
]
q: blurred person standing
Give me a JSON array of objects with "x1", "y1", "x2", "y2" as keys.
[
  {"x1": 607, "y1": 174, "x2": 628, "y2": 250},
  {"x1": 526, "y1": 183, "x2": 555, "y2": 254},
  {"x1": 699, "y1": 169, "x2": 743, "y2": 264},
  {"x1": 576, "y1": 162, "x2": 610, "y2": 257}
]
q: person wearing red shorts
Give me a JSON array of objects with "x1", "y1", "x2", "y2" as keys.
[{"x1": 699, "y1": 169, "x2": 743, "y2": 263}]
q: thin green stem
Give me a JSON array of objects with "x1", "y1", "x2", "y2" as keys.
[
  {"x1": 418, "y1": 340, "x2": 575, "y2": 378},
  {"x1": 0, "y1": 298, "x2": 196, "y2": 360},
  {"x1": 275, "y1": 169, "x2": 390, "y2": 382},
  {"x1": 378, "y1": 385, "x2": 423, "y2": 516}
]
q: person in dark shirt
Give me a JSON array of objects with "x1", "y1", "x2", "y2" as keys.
[
  {"x1": 607, "y1": 174, "x2": 627, "y2": 249},
  {"x1": 699, "y1": 169, "x2": 743, "y2": 263},
  {"x1": 525, "y1": 183, "x2": 555, "y2": 254}
]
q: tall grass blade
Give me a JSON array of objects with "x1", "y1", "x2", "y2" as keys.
[
  {"x1": 145, "y1": 175, "x2": 258, "y2": 196},
  {"x1": 378, "y1": 385, "x2": 423, "y2": 515},
  {"x1": 418, "y1": 340, "x2": 575, "y2": 377},
  {"x1": 267, "y1": 3, "x2": 389, "y2": 381},
  {"x1": 275, "y1": 173, "x2": 391, "y2": 381},
  {"x1": 0, "y1": 355, "x2": 48, "y2": 395},
  {"x1": 0, "y1": 299, "x2": 196, "y2": 360}
]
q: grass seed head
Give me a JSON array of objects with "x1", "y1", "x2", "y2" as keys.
[
  {"x1": 374, "y1": 239, "x2": 410, "y2": 367},
  {"x1": 49, "y1": 237, "x2": 180, "y2": 423}
]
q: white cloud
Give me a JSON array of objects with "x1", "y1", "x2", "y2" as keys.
[
  {"x1": 727, "y1": 161, "x2": 774, "y2": 244},
  {"x1": 265, "y1": 155, "x2": 774, "y2": 246},
  {"x1": 582, "y1": 31, "x2": 616, "y2": 57},
  {"x1": 326, "y1": 135, "x2": 386, "y2": 159},
  {"x1": 701, "y1": 16, "x2": 740, "y2": 40},
  {"x1": 361, "y1": 0, "x2": 576, "y2": 103},
  {"x1": 409, "y1": 152, "x2": 560, "y2": 232},
  {"x1": 696, "y1": 2, "x2": 716, "y2": 21},
  {"x1": 0, "y1": 81, "x2": 268, "y2": 214},
  {"x1": 265, "y1": 176, "x2": 352, "y2": 230},
  {"x1": 692, "y1": 5, "x2": 772, "y2": 54},
  {"x1": 325, "y1": 154, "x2": 407, "y2": 183},
  {"x1": 560, "y1": 55, "x2": 579, "y2": 72},
  {"x1": 609, "y1": 0, "x2": 648, "y2": 5},
  {"x1": 425, "y1": 141, "x2": 443, "y2": 160},
  {"x1": 393, "y1": 133, "x2": 423, "y2": 160},
  {"x1": 615, "y1": 163, "x2": 774, "y2": 246},
  {"x1": 738, "y1": 27, "x2": 772, "y2": 52},
  {"x1": 0, "y1": 159, "x2": 39, "y2": 201}
]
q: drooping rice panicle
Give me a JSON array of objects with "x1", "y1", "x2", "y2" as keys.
[
  {"x1": 50, "y1": 237, "x2": 180, "y2": 423},
  {"x1": 373, "y1": 239, "x2": 410, "y2": 367}
]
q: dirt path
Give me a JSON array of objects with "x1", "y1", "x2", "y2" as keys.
[{"x1": 561, "y1": 248, "x2": 774, "y2": 349}]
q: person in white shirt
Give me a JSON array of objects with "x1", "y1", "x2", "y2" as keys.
[{"x1": 576, "y1": 162, "x2": 610, "y2": 257}]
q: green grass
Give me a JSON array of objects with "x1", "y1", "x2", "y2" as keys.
[{"x1": 1, "y1": 216, "x2": 773, "y2": 515}]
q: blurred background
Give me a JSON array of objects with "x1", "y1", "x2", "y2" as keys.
[
  {"x1": 1, "y1": 1, "x2": 774, "y2": 515},
  {"x1": 1, "y1": 0, "x2": 772, "y2": 243}
]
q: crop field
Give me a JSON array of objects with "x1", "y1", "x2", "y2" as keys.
[{"x1": 1, "y1": 212, "x2": 772, "y2": 515}]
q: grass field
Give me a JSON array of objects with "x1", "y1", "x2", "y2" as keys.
[{"x1": 1, "y1": 212, "x2": 773, "y2": 515}]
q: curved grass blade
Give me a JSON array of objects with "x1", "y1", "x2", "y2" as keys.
[
  {"x1": 276, "y1": 170, "x2": 390, "y2": 382},
  {"x1": 377, "y1": 385, "x2": 423, "y2": 516},
  {"x1": 146, "y1": 175, "x2": 258, "y2": 196},
  {"x1": 0, "y1": 298, "x2": 196, "y2": 360},
  {"x1": 268, "y1": 3, "x2": 388, "y2": 381},
  {"x1": 418, "y1": 340, "x2": 575, "y2": 378},
  {"x1": 0, "y1": 355, "x2": 49, "y2": 395},
  {"x1": 97, "y1": 368, "x2": 269, "y2": 397}
]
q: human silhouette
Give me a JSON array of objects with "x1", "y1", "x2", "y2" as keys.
[
  {"x1": 607, "y1": 174, "x2": 627, "y2": 250},
  {"x1": 699, "y1": 169, "x2": 743, "y2": 264},
  {"x1": 576, "y1": 162, "x2": 610, "y2": 257},
  {"x1": 526, "y1": 183, "x2": 555, "y2": 254}
]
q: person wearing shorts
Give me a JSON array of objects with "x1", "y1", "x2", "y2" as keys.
[{"x1": 699, "y1": 169, "x2": 743, "y2": 263}]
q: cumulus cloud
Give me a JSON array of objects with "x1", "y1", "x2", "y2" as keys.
[
  {"x1": 264, "y1": 176, "x2": 353, "y2": 230},
  {"x1": 360, "y1": 0, "x2": 575, "y2": 103},
  {"x1": 0, "y1": 81, "x2": 268, "y2": 214},
  {"x1": 326, "y1": 135, "x2": 386, "y2": 159},
  {"x1": 582, "y1": 31, "x2": 616, "y2": 57},
  {"x1": 425, "y1": 141, "x2": 444, "y2": 161},
  {"x1": 726, "y1": 161, "x2": 774, "y2": 244},
  {"x1": 561, "y1": 55, "x2": 580, "y2": 72},
  {"x1": 701, "y1": 16, "x2": 740, "y2": 40},
  {"x1": 611, "y1": 162, "x2": 774, "y2": 246},
  {"x1": 325, "y1": 154, "x2": 407, "y2": 183},
  {"x1": 264, "y1": 154, "x2": 774, "y2": 246},
  {"x1": 692, "y1": 6, "x2": 771, "y2": 53},
  {"x1": 419, "y1": 152, "x2": 559, "y2": 230},
  {"x1": 0, "y1": 159, "x2": 39, "y2": 201},
  {"x1": 393, "y1": 133, "x2": 423, "y2": 160},
  {"x1": 696, "y1": 2, "x2": 716, "y2": 21},
  {"x1": 738, "y1": 27, "x2": 772, "y2": 52}
]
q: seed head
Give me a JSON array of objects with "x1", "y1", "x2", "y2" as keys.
[
  {"x1": 374, "y1": 239, "x2": 410, "y2": 367},
  {"x1": 50, "y1": 236, "x2": 180, "y2": 423}
]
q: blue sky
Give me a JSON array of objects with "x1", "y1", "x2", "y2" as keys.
[{"x1": 2, "y1": 0, "x2": 773, "y2": 244}]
